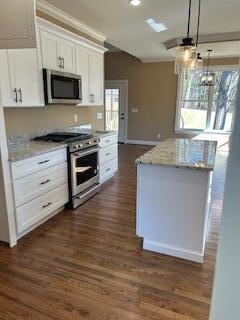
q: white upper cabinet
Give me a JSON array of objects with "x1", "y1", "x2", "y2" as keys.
[
  {"x1": 76, "y1": 45, "x2": 90, "y2": 105},
  {"x1": 0, "y1": 48, "x2": 44, "y2": 107},
  {"x1": 89, "y1": 50, "x2": 104, "y2": 106},
  {"x1": 40, "y1": 30, "x2": 76, "y2": 74},
  {"x1": 76, "y1": 45, "x2": 104, "y2": 106},
  {"x1": 0, "y1": 0, "x2": 36, "y2": 49}
]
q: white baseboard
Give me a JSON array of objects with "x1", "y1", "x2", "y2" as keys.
[
  {"x1": 143, "y1": 239, "x2": 204, "y2": 263},
  {"x1": 126, "y1": 139, "x2": 160, "y2": 146}
]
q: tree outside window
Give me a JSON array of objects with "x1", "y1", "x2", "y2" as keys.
[{"x1": 176, "y1": 67, "x2": 239, "y2": 133}]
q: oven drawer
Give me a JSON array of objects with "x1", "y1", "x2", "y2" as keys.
[
  {"x1": 11, "y1": 148, "x2": 67, "y2": 180},
  {"x1": 16, "y1": 183, "x2": 69, "y2": 234},
  {"x1": 99, "y1": 144, "x2": 118, "y2": 165},
  {"x1": 13, "y1": 162, "x2": 68, "y2": 207},
  {"x1": 100, "y1": 158, "x2": 118, "y2": 183},
  {"x1": 99, "y1": 133, "x2": 118, "y2": 148}
]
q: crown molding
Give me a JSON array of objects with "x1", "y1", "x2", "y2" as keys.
[
  {"x1": 36, "y1": 0, "x2": 107, "y2": 43},
  {"x1": 37, "y1": 17, "x2": 108, "y2": 54}
]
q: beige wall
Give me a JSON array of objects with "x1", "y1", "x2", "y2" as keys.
[
  {"x1": 4, "y1": 105, "x2": 104, "y2": 136},
  {"x1": 4, "y1": 11, "x2": 105, "y2": 137},
  {"x1": 105, "y1": 51, "x2": 239, "y2": 141}
]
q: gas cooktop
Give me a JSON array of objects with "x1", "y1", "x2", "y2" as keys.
[{"x1": 34, "y1": 132, "x2": 93, "y2": 143}]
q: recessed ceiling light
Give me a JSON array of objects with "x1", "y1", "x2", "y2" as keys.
[
  {"x1": 146, "y1": 18, "x2": 168, "y2": 33},
  {"x1": 129, "y1": 0, "x2": 142, "y2": 7}
]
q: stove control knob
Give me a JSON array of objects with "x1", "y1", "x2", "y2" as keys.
[
  {"x1": 87, "y1": 141, "x2": 92, "y2": 145},
  {"x1": 74, "y1": 145, "x2": 79, "y2": 149},
  {"x1": 80, "y1": 144, "x2": 84, "y2": 148}
]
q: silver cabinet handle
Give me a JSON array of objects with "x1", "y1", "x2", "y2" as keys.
[
  {"x1": 42, "y1": 202, "x2": 52, "y2": 209},
  {"x1": 61, "y1": 57, "x2": 65, "y2": 69},
  {"x1": 90, "y1": 94, "x2": 95, "y2": 103},
  {"x1": 13, "y1": 88, "x2": 18, "y2": 103},
  {"x1": 105, "y1": 168, "x2": 111, "y2": 172},
  {"x1": 18, "y1": 89, "x2": 22, "y2": 103},
  {"x1": 38, "y1": 160, "x2": 50, "y2": 165},
  {"x1": 58, "y1": 56, "x2": 62, "y2": 68},
  {"x1": 105, "y1": 153, "x2": 111, "y2": 156},
  {"x1": 40, "y1": 179, "x2": 51, "y2": 185}
]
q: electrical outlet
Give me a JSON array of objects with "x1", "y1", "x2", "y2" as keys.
[
  {"x1": 74, "y1": 114, "x2": 78, "y2": 122},
  {"x1": 157, "y1": 133, "x2": 161, "y2": 139},
  {"x1": 97, "y1": 112, "x2": 103, "y2": 120},
  {"x1": 132, "y1": 108, "x2": 138, "y2": 113}
]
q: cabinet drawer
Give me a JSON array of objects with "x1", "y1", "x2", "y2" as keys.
[
  {"x1": 99, "y1": 144, "x2": 118, "y2": 165},
  {"x1": 11, "y1": 148, "x2": 67, "y2": 180},
  {"x1": 16, "y1": 183, "x2": 69, "y2": 234},
  {"x1": 99, "y1": 134, "x2": 118, "y2": 148},
  {"x1": 100, "y1": 158, "x2": 118, "y2": 183},
  {"x1": 13, "y1": 162, "x2": 68, "y2": 207}
]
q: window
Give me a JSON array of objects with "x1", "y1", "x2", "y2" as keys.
[
  {"x1": 176, "y1": 67, "x2": 239, "y2": 133},
  {"x1": 105, "y1": 89, "x2": 120, "y2": 131}
]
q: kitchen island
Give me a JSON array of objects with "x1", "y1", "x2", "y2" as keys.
[{"x1": 136, "y1": 138, "x2": 217, "y2": 263}]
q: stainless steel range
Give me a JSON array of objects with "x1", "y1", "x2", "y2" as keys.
[{"x1": 34, "y1": 132, "x2": 100, "y2": 209}]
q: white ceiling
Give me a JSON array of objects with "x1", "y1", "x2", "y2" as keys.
[{"x1": 45, "y1": 0, "x2": 240, "y2": 61}]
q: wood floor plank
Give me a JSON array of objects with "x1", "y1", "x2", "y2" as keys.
[{"x1": 0, "y1": 145, "x2": 227, "y2": 319}]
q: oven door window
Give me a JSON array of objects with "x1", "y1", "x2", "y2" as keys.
[
  {"x1": 74, "y1": 151, "x2": 98, "y2": 186},
  {"x1": 51, "y1": 75, "x2": 79, "y2": 99}
]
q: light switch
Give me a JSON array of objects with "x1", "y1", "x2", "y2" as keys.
[
  {"x1": 97, "y1": 112, "x2": 103, "y2": 120},
  {"x1": 132, "y1": 108, "x2": 138, "y2": 113}
]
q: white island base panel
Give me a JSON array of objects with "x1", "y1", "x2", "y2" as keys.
[{"x1": 136, "y1": 164, "x2": 212, "y2": 263}]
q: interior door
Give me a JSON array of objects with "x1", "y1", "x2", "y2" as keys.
[
  {"x1": 105, "y1": 80, "x2": 128, "y2": 143},
  {"x1": 89, "y1": 50, "x2": 104, "y2": 105},
  {"x1": 60, "y1": 38, "x2": 76, "y2": 74},
  {"x1": 9, "y1": 49, "x2": 44, "y2": 107}
]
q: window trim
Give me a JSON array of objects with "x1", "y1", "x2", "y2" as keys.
[{"x1": 175, "y1": 64, "x2": 239, "y2": 134}]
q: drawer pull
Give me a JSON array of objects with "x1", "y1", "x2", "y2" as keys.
[
  {"x1": 42, "y1": 202, "x2": 52, "y2": 209},
  {"x1": 105, "y1": 168, "x2": 111, "y2": 172},
  {"x1": 105, "y1": 153, "x2": 111, "y2": 156},
  {"x1": 40, "y1": 179, "x2": 51, "y2": 185},
  {"x1": 38, "y1": 160, "x2": 50, "y2": 165},
  {"x1": 105, "y1": 140, "x2": 111, "y2": 143}
]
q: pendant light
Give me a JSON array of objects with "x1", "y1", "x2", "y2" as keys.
[
  {"x1": 190, "y1": 0, "x2": 203, "y2": 71},
  {"x1": 174, "y1": 0, "x2": 196, "y2": 74},
  {"x1": 200, "y1": 50, "x2": 216, "y2": 86}
]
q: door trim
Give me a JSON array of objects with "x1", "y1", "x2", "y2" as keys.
[{"x1": 105, "y1": 80, "x2": 128, "y2": 143}]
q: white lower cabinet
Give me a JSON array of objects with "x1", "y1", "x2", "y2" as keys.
[
  {"x1": 10, "y1": 148, "x2": 69, "y2": 237},
  {"x1": 99, "y1": 133, "x2": 118, "y2": 184}
]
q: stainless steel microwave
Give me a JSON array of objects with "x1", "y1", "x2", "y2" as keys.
[{"x1": 43, "y1": 69, "x2": 82, "y2": 105}]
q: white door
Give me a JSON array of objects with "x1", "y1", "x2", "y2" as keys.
[
  {"x1": 59, "y1": 38, "x2": 76, "y2": 73},
  {"x1": 105, "y1": 80, "x2": 128, "y2": 143},
  {"x1": 0, "y1": 0, "x2": 36, "y2": 49},
  {"x1": 8, "y1": 49, "x2": 44, "y2": 107},
  {"x1": 40, "y1": 30, "x2": 61, "y2": 70},
  {"x1": 76, "y1": 45, "x2": 90, "y2": 105},
  {"x1": 89, "y1": 51, "x2": 104, "y2": 105}
]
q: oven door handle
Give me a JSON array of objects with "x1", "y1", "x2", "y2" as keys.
[{"x1": 71, "y1": 147, "x2": 100, "y2": 158}]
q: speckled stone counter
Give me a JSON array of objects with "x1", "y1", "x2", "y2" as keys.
[
  {"x1": 8, "y1": 141, "x2": 67, "y2": 162},
  {"x1": 7, "y1": 126, "x2": 115, "y2": 162},
  {"x1": 136, "y1": 138, "x2": 217, "y2": 171}
]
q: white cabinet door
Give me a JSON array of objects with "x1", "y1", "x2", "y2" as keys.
[
  {"x1": 0, "y1": 0, "x2": 36, "y2": 49},
  {"x1": 76, "y1": 45, "x2": 89, "y2": 105},
  {"x1": 89, "y1": 50, "x2": 104, "y2": 106},
  {"x1": 0, "y1": 50, "x2": 18, "y2": 107},
  {"x1": 40, "y1": 30, "x2": 61, "y2": 70},
  {"x1": 60, "y1": 38, "x2": 76, "y2": 74},
  {"x1": 8, "y1": 49, "x2": 44, "y2": 107}
]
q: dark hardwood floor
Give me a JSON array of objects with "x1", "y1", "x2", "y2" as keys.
[{"x1": 0, "y1": 144, "x2": 228, "y2": 320}]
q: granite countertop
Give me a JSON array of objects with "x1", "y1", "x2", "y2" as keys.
[
  {"x1": 8, "y1": 141, "x2": 68, "y2": 162},
  {"x1": 136, "y1": 138, "x2": 217, "y2": 171},
  {"x1": 7, "y1": 126, "x2": 117, "y2": 162}
]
